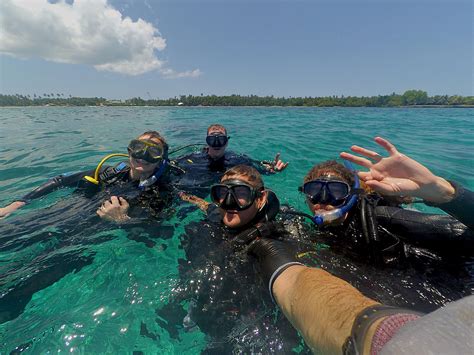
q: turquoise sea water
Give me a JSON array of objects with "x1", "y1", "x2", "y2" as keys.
[{"x1": 0, "y1": 107, "x2": 473, "y2": 353}]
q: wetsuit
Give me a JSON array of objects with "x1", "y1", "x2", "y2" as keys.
[
  {"x1": 315, "y1": 183, "x2": 474, "y2": 266},
  {"x1": 155, "y1": 192, "x2": 314, "y2": 353},
  {"x1": 16, "y1": 161, "x2": 176, "y2": 219},
  {"x1": 173, "y1": 149, "x2": 271, "y2": 198}
]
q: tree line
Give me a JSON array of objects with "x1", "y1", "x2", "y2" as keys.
[{"x1": 1, "y1": 90, "x2": 473, "y2": 107}]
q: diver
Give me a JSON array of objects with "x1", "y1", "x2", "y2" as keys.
[
  {"x1": 0, "y1": 131, "x2": 175, "y2": 222},
  {"x1": 158, "y1": 165, "x2": 313, "y2": 353},
  {"x1": 297, "y1": 137, "x2": 473, "y2": 264},
  {"x1": 0, "y1": 131, "x2": 179, "y2": 324},
  {"x1": 173, "y1": 124, "x2": 288, "y2": 197}
]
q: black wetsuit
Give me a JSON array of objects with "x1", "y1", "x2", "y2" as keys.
[
  {"x1": 155, "y1": 192, "x2": 314, "y2": 354},
  {"x1": 17, "y1": 161, "x2": 176, "y2": 218},
  {"x1": 314, "y1": 182, "x2": 474, "y2": 265},
  {"x1": 173, "y1": 149, "x2": 271, "y2": 198}
]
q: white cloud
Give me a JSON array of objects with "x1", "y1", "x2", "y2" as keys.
[
  {"x1": 160, "y1": 68, "x2": 202, "y2": 79},
  {"x1": 0, "y1": 0, "x2": 200, "y2": 77}
]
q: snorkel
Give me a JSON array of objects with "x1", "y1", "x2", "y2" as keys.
[
  {"x1": 311, "y1": 161, "x2": 360, "y2": 226},
  {"x1": 138, "y1": 158, "x2": 168, "y2": 190}
]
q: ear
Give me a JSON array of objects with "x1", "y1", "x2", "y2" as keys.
[{"x1": 256, "y1": 190, "x2": 268, "y2": 210}]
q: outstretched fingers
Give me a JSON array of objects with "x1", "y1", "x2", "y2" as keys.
[
  {"x1": 350, "y1": 145, "x2": 383, "y2": 162},
  {"x1": 374, "y1": 137, "x2": 398, "y2": 156},
  {"x1": 340, "y1": 152, "x2": 372, "y2": 169}
]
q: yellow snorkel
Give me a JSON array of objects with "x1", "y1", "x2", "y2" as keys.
[{"x1": 84, "y1": 153, "x2": 129, "y2": 185}]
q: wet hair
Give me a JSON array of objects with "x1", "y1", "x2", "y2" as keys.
[
  {"x1": 138, "y1": 130, "x2": 169, "y2": 158},
  {"x1": 304, "y1": 160, "x2": 354, "y2": 185},
  {"x1": 222, "y1": 165, "x2": 264, "y2": 189},
  {"x1": 207, "y1": 124, "x2": 227, "y2": 135}
]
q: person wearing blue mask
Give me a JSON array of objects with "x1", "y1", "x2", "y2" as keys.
[
  {"x1": 242, "y1": 138, "x2": 474, "y2": 354},
  {"x1": 298, "y1": 137, "x2": 473, "y2": 264}
]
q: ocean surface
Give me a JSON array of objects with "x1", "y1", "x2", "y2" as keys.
[{"x1": 0, "y1": 107, "x2": 473, "y2": 353}]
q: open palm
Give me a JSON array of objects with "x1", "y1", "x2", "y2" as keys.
[{"x1": 340, "y1": 137, "x2": 453, "y2": 202}]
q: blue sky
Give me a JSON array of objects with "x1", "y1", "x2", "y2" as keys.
[{"x1": 0, "y1": 0, "x2": 472, "y2": 99}]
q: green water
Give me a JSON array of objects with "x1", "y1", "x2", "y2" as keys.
[{"x1": 0, "y1": 107, "x2": 473, "y2": 353}]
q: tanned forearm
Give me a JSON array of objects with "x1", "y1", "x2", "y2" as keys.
[{"x1": 273, "y1": 265, "x2": 379, "y2": 354}]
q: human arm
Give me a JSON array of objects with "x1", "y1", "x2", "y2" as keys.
[
  {"x1": 0, "y1": 169, "x2": 96, "y2": 218},
  {"x1": 0, "y1": 201, "x2": 26, "y2": 219},
  {"x1": 248, "y1": 238, "x2": 379, "y2": 354},
  {"x1": 375, "y1": 206, "x2": 474, "y2": 251},
  {"x1": 179, "y1": 191, "x2": 210, "y2": 212},
  {"x1": 340, "y1": 137, "x2": 473, "y2": 228}
]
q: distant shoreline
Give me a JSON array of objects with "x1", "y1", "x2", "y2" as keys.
[
  {"x1": 2, "y1": 90, "x2": 473, "y2": 108},
  {"x1": 1, "y1": 105, "x2": 473, "y2": 108}
]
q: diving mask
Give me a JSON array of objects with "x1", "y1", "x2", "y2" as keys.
[
  {"x1": 128, "y1": 139, "x2": 164, "y2": 164},
  {"x1": 206, "y1": 134, "x2": 229, "y2": 148},
  {"x1": 300, "y1": 179, "x2": 351, "y2": 206},
  {"x1": 211, "y1": 180, "x2": 263, "y2": 211}
]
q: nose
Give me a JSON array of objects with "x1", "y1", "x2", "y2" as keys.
[{"x1": 319, "y1": 187, "x2": 329, "y2": 204}]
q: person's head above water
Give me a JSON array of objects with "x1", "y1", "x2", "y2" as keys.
[
  {"x1": 206, "y1": 124, "x2": 229, "y2": 160},
  {"x1": 211, "y1": 164, "x2": 268, "y2": 229},
  {"x1": 302, "y1": 160, "x2": 357, "y2": 226},
  {"x1": 128, "y1": 131, "x2": 169, "y2": 180}
]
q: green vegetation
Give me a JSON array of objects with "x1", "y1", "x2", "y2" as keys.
[{"x1": 1, "y1": 91, "x2": 473, "y2": 107}]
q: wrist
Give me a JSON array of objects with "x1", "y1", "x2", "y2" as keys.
[
  {"x1": 117, "y1": 214, "x2": 131, "y2": 222},
  {"x1": 422, "y1": 177, "x2": 455, "y2": 204}
]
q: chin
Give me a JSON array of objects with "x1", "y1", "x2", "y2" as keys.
[
  {"x1": 208, "y1": 149, "x2": 224, "y2": 158},
  {"x1": 223, "y1": 213, "x2": 243, "y2": 228}
]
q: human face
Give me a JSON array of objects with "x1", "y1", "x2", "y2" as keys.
[
  {"x1": 304, "y1": 175, "x2": 350, "y2": 225},
  {"x1": 207, "y1": 127, "x2": 228, "y2": 160},
  {"x1": 128, "y1": 135, "x2": 162, "y2": 179},
  {"x1": 219, "y1": 177, "x2": 267, "y2": 229}
]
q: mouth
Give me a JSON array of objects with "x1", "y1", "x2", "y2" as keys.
[
  {"x1": 132, "y1": 158, "x2": 154, "y2": 166},
  {"x1": 312, "y1": 204, "x2": 335, "y2": 214}
]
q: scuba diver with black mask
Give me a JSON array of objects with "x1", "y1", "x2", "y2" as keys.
[
  {"x1": 155, "y1": 165, "x2": 314, "y2": 353},
  {"x1": 296, "y1": 137, "x2": 473, "y2": 265},
  {"x1": 0, "y1": 131, "x2": 175, "y2": 222},
  {"x1": 174, "y1": 124, "x2": 288, "y2": 198}
]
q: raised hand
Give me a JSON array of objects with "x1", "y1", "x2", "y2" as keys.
[
  {"x1": 340, "y1": 137, "x2": 455, "y2": 204},
  {"x1": 262, "y1": 153, "x2": 289, "y2": 173}
]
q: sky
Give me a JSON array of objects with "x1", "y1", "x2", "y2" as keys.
[{"x1": 0, "y1": 0, "x2": 472, "y2": 99}]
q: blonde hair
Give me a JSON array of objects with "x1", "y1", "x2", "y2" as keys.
[
  {"x1": 222, "y1": 165, "x2": 263, "y2": 189},
  {"x1": 207, "y1": 124, "x2": 227, "y2": 135},
  {"x1": 138, "y1": 130, "x2": 169, "y2": 158}
]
